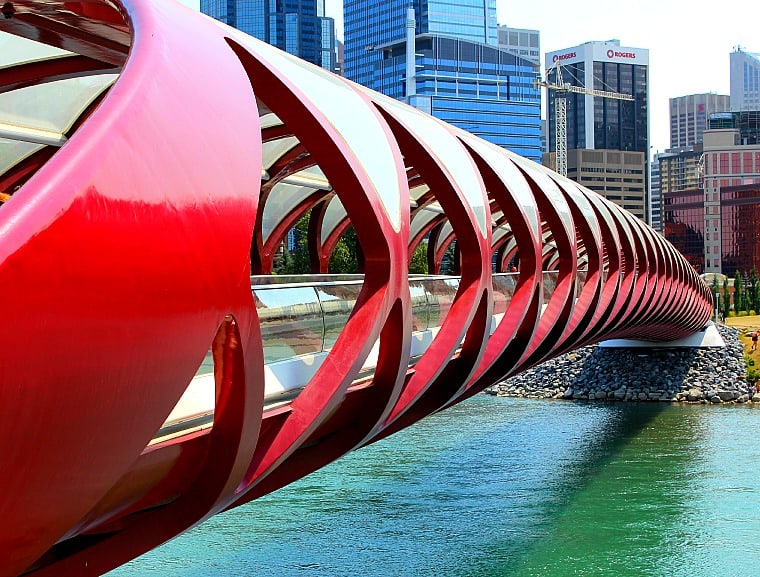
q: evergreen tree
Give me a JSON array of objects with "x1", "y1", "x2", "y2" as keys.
[
  {"x1": 409, "y1": 242, "x2": 428, "y2": 274},
  {"x1": 723, "y1": 276, "x2": 731, "y2": 319},
  {"x1": 742, "y1": 276, "x2": 751, "y2": 313},
  {"x1": 328, "y1": 237, "x2": 356, "y2": 273},
  {"x1": 273, "y1": 244, "x2": 293, "y2": 275},
  {"x1": 278, "y1": 212, "x2": 312, "y2": 275},
  {"x1": 734, "y1": 270, "x2": 743, "y2": 314},
  {"x1": 440, "y1": 242, "x2": 457, "y2": 275},
  {"x1": 750, "y1": 269, "x2": 759, "y2": 313},
  {"x1": 328, "y1": 226, "x2": 359, "y2": 274}
]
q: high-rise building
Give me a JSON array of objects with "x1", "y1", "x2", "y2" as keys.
[
  {"x1": 666, "y1": 111, "x2": 760, "y2": 276},
  {"x1": 658, "y1": 146, "x2": 703, "y2": 249},
  {"x1": 343, "y1": 1, "x2": 541, "y2": 162},
  {"x1": 497, "y1": 26, "x2": 540, "y2": 68},
  {"x1": 708, "y1": 110, "x2": 760, "y2": 144},
  {"x1": 669, "y1": 93, "x2": 730, "y2": 148},
  {"x1": 660, "y1": 94, "x2": 730, "y2": 240},
  {"x1": 544, "y1": 40, "x2": 648, "y2": 153},
  {"x1": 562, "y1": 149, "x2": 647, "y2": 223},
  {"x1": 663, "y1": 187, "x2": 705, "y2": 274},
  {"x1": 659, "y1": 146, "x2": 704, "y2": 193},
  {"x1": 201, "y1": 0, "x2": 337, "y2": 70},
  {"x1": 730, "y1": 48, "x2": 760, "y2": 112},
  {"x1": 543, "y1": 39, "x2": 650, "y2": 223},
  {"x1": 650, "y1": 154, "x2": 661, "y2": 232},
  {"x1": 701, "y1": 112, "x2": 760, "y2": 275},
  {"x1": 345, "y1": 0, "x2": 497, "y2": 87}
]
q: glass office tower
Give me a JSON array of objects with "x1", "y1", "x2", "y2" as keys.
[
  {"x1": 201, "y1": 0, "x2": 336, "y2": 70},
  {"x1": 730, "y1": 48, "x2": 760, "y2": 112},
  {"x1": 346, "y1": 0, "x2": 496, "y2": 88},
  {"x1": 344, "y1": 0, "x2": 541, "y2": 162},
  {"x1": 545, "y1": 40, "x2": 649, "y2": 154}
]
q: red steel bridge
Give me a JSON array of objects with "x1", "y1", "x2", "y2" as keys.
[{"x1": 0, "y1": 1, "x2": 712, "y2": 575}]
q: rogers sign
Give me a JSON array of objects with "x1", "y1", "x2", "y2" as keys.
[
  {"x1": 552, "y1": 51, "x2": 576, "y2": 63},
  {"x1": 607, "y1": 49, "x2": 636, "y2": 59}
]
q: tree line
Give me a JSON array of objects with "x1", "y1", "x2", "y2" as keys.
[
  {"x1": 712, "y1": 269, "x2": 760, "y2": 318},
  {"x1": 273, "y1": 212, "x2": 430, "y2": 275}
]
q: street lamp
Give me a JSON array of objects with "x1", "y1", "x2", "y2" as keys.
[{"x1": 714, "y1": 291, "x2": 721, "y2": 322}]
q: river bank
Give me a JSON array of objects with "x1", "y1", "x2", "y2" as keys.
[{"x1": 486, "y1": 324, "x2": 759, "y2": 404}]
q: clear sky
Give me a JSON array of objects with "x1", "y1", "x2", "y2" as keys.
[{"x1": 323, "y1": 0, "x2": 760, "y2": 155}]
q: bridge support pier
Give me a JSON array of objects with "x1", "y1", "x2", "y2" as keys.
[{"x1": 598, "y1": 322, "x2": 725, "y2": 349}]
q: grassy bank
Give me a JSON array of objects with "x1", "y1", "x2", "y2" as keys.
[{"x1": 725, "y1": 315, "x2": 760, "y2": 382}]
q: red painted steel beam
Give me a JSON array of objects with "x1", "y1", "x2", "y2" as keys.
[{"x1": 0, "y1": 1, "x2": 714, "y2": 574}]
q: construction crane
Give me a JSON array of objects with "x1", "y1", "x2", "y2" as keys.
[{"x1": 535, "y1": 61, "x2": 634, "y2": 177}]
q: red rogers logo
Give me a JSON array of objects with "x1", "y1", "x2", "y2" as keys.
[
  {"x1": 552, "y1": 51, "x2": 576, "y2": 62},
  {"x1": 607, "y1": 49, "x2": 636, "y2": 59}
]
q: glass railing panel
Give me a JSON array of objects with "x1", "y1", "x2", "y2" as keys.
[
  {"x1": 254, "y1": 286, "x2": 325, "y2": 363},
  {"x1": 317, "y1": 283, "x2": 362, "y2": 351},
  {"x1": 409, "y1": 278, "x2": 430, "y2": 332},
  {"x1": 575, "y1": 269, "x2": 588, "y2": 299},
  {"x1": 422, "y1": 277, "x2": 459, "y2": 329},
  {"x1": 542, "y1": 271, "x2": 559, "y2": 306},
  {"x1": 492, "y1": 273, "x2": 518, "y2": 315},
  {"x1": 194, "y1": 348, "x2": 214, "y2": 378}
]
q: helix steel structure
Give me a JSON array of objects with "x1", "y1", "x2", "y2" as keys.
[{"x1": 0, "y1": 1, "x2": 713, "y2": 575}]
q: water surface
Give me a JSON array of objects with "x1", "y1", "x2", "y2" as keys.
[{"x1": 109, "y1": 397, "x2": 760, "y2": 576}]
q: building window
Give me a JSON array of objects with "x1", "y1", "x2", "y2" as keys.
[{"x1": 720, "y1": 153, "x2": 729, "y2": 174}]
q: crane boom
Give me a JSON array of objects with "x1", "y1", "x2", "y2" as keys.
[{"x1": 534, "y1": 79, "x2": 635, "y2": 101}]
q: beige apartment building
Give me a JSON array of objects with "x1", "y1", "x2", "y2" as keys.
[
  {"x1": 658, "y1": 146, "x2": 703, "y2": 194},
  {"x1": 543, "y1": 149, "x2": 647, "y2": 222}
]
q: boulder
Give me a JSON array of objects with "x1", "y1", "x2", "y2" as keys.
[{"x1": 686, "y1": 389, "x2": 703, "y2": 401}]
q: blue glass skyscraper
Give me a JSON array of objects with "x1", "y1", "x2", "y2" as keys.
[
  {"x1": 202, "y1": 0, "x2": 337, "y2": 71},
  {"x1": 344, "y1": 0, "x2": 541, "y2": 162}
]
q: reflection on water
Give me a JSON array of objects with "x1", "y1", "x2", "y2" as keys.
[{"x1": 109, "y1": 398, "x2": 760, "y2": 577}]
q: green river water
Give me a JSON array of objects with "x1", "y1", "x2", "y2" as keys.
[{"x1": 110, "y1": 396, "x2": 760, "y2": 576}]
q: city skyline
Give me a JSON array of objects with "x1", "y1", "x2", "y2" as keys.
[
  {"x1": 321, "y1": 0, "x2": 758, "y2": 156},
  {"x1": 63, "y1": 0, "x2": 760, "y2": 155}
]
